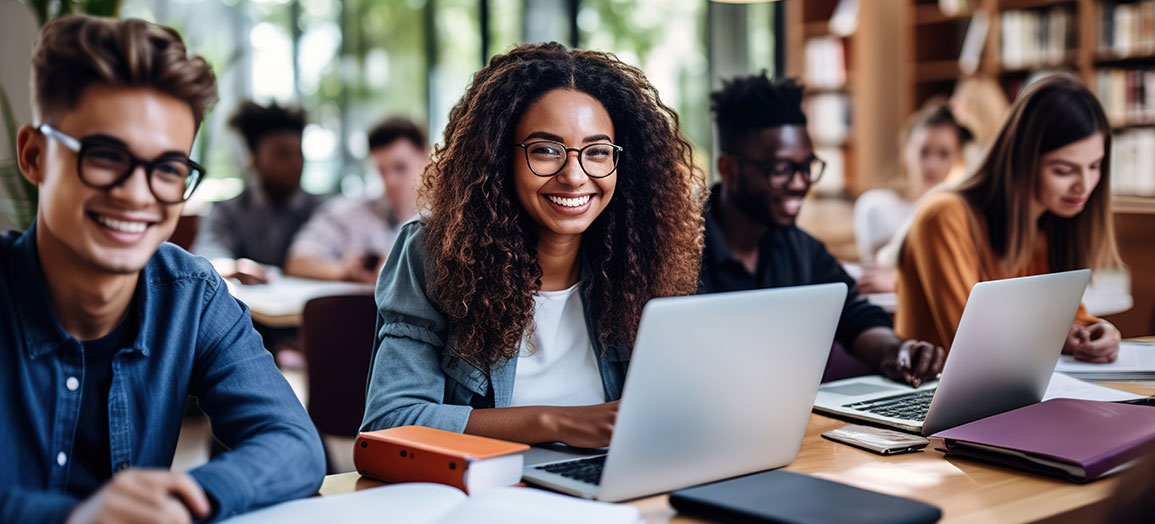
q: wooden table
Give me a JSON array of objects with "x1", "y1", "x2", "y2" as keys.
[
  {"x1": 227, "y1": 277, "x2": 373, "y2": 327},
  {"x1": 320, "y1": 382, "x2": 1154, "y2": 523}
]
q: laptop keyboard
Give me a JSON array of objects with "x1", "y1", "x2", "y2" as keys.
[
  {"x1": 533, "y1": 455, "x2": 606, "y2": 485},
  {"x1": 843, "y1": 389, "x2": 936, "y2": 421}
]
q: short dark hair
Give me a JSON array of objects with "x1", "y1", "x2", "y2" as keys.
[
  {"x1": 367, "y1": 117, "x2": 426, "y2": 151},
  {"x1": 228, "y1": 101, "x2": 306, "y2": 153},
  {"x1": 31, "y1": 15, "x2": 218, "y2": 128},
  {"x1": 710, "y1": 73, "x2": 807, "y2": 152}
]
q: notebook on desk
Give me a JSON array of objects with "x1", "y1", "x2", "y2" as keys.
[
  {"x1": 669, "y1": 470, "x2": 942, "y2": 524},
  {"x1": 814, "y1": 270, "x2": 1091, "y2": 436},
  {"x1": 931, "y1": 398, "x2": 1155, "y2": 482}
]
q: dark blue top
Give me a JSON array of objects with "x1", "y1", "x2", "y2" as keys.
[
  {"x1": 698, "y1": 186, "x2": 891, "y2": 348},
  {"x1": 65, "y1": 314, "x2": 134, "y2": 497},
  {"x1": 0, "y1": 225, "x2": 325, "y2": 523}
]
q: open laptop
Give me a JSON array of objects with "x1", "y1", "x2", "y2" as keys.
[
  {"x1": 814, "y1": 269, "x2": 1091, "y2": 436},
  {"x1": 521, "y1": 283, "x2": 847, "y2": 502}
]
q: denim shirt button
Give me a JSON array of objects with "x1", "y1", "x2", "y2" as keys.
[
  {"x1": 66, "y1": 376, "x2": 80, "y2": 391},
  {"x1": 57, "y1": 451, "x2": 67, "y2": 466},
  {"x1": 115, "y1": 462, "x2": 128, "y2": 472}
]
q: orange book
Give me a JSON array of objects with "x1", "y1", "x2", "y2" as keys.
[{"x1": 353, "y1": 426, "x2": 530, "y2": 494}]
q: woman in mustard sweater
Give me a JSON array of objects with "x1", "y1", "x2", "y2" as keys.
[{"x1": 896, "y1": 75, "x2": 1122, "y2": 362}]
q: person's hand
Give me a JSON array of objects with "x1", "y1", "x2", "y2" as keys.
[
  {"x1": 856, "y1": 266, "x2": 897, "y2": 294},
  {"x1": 879, "y1": 339, "x2": 945, "y2": 388},
  {"x1": 230, "y1": 258, "x2": 269, "y2": 285},
  {"x1": 1064, "y1": 321, "x2": 1120, "y2": 363},
  {"x1": 339, "y1": 253, "x2": 380, "y2": 284},
  {"x1": 66, "y1": 469, "x2": 211, "y2": 524},
  {"x1": 549, "y1": 401, "x2": 619, "y2": 449}
]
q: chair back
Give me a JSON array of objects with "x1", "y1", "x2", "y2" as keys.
[
  {"x1": 169, "y1": 214, "x2": 199, "y2": 250},
  {"x1": 301, "y1": 294, "x2": 377, "y2": 437}
]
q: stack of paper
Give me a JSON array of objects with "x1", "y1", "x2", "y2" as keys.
[{"x1": 1054, "y1": 342, "x2": 1155, "y2": 381}]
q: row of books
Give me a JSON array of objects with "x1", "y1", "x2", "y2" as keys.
[
  {"x1": 1096, "y1": 67, "x2": 1155, "y2": 126},
  {"x1": 1098, "y1": 0, "x2": 1155, "y2": 58},
  {"x1": 1111, "y1": 127, "x2": 1155, "y2": 197},
  {"x1": 1000, "y1": 8, "x2": 1075, "y2": 70},
  {"x1": 803, "y1": 37, "x2": 847, "y2": 90},
  {"x1": 807, "y1": 92, "x2": 850, "y2": 147}
]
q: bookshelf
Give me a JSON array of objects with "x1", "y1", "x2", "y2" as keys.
[
  {"x1": 784, "y1": 0, "x2": 903, "y2": 198},
  {"x1": 783, "y1": 0, "x2": 904, "y2": 261},
  {"x1": 898, "y1": 0, "x2": 1155, "y2": 336},
  {"x1": 900, "y1": 0, "x2": 1155, "y2": 206}
]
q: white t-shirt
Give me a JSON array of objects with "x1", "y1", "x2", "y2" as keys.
[
  {"x1": 853, "y1": 188, "x2": 916, "y2": 264},
  {"x1": 510, "y1": 281, "x2": 606, "y2": 407}
]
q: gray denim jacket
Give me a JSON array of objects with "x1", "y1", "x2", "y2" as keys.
[{"x1": 360, "y1": 221, "x2": 630, "y2": 434}]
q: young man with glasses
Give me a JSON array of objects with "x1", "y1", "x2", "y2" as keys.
[
  {"x1": 2, "y1": 15, "x2": 324, "y2": 524},
  {"x1": 702, "y1": 74, "x2": 945, "y2": 388}
]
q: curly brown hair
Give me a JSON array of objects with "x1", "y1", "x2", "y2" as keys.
[{"x1": 422, "y1": 42, "x2": 706, "y2": 369}]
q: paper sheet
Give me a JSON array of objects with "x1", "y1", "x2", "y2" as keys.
[
  {"x1": 218, "y1": 484, "x2": 463, "y2": 524},
  {"x1": 1055, "y1": 342, "x2": 1155, "y2": 376},
  {"x1": 1042, "y1": 371, "x2": 1146, "y2": 402},
  {"x1": 218, "y1": 483, "x2": 643, "y2": 524}
]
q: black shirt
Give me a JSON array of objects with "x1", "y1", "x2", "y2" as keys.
[
  {"x1": 66, "y1": 313, "x2": 135, "y2": 497},
  {"x1": 698, "y1": 186, "x2": 891, "y2": 349}
]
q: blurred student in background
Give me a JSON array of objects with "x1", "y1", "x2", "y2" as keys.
[
  {"x1": 701, "y1": 74, "x2": 944, "y2": 388},
  {"x1": 193, "y1": 101, "x2": 323, "y2": 284},
  {"x1": 361, "y1": 43, "x2": 705, "y2": 448},
  {"x1": 897, "y1": 75, "x2": 1122, "y2": 362},
  {"x1": 285, "y1": 117, "x2": 427, "y2": 283},
  {"x1": 853, "y1": 98, "x2": 970, "y2": 293}
]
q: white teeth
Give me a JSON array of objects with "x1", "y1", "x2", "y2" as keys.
[
  {"x1": 95, "y1": 215, "x2": 148, "y2": 234},
  {"x1": 546, "y1": 195, "x2": 592, "y2": 208}
]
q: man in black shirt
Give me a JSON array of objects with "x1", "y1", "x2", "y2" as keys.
[{"x1": 702, "y1": 74, "x2": 944, "y2": 387}]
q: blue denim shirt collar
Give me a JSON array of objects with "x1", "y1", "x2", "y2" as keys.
[{"x1": 10, "y1": 223, "x2": 149, "y2": 360}]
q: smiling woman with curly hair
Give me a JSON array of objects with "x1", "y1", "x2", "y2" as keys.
[{"x1": 360, "y1": 42, "x2": 705, "y2": 448}]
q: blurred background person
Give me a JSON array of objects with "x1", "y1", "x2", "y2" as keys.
[
  {"x1": 285, "y1": 117, "x2": 428, "y2": 283},
  {"x1": 192, "y1": 101, "x2": 323, "y2": 284},
  {"x1": 853, "y1": 98, "x2": 970, "y2": 293}
]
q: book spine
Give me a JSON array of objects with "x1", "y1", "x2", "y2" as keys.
[{"x1": 353, "y1": 435, "x2": 471, "y2": 492}]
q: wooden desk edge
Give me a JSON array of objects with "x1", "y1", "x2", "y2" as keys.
[{"x1": 319, "y1": 342, "x2": 1155, "y2": 523}]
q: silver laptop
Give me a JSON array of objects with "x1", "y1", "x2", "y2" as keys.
[
  {"x1": 522, "y1": 283, "x2": 847, "y2": 502},
  {"x1": 814, "y1": 269, "x2": 1091, "y2": 436}
]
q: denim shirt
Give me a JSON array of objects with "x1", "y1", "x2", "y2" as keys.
[
  {"x1": 0, "y1": 226, "x2": 325, "y2": 523},
  {"x1": 361, "y1": 221, "x2": 630, "y2": 434}
]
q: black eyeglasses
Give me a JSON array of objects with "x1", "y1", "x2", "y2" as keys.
[
  {"x1": 515, "y1": 140, "x2": 623, "y2": 179},
  {"x1": 728, "y1": 153, "x2": 826, "y2": 189},
  {"x1": 37, "y1": 124, "x2": 206, "y2": 204}
]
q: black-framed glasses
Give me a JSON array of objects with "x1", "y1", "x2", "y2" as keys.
[
  {"x1": 515, "y1": 140, "x2": 623, "y2": 179},
  {"x1": 37, "y1": 124, "x2": 206, "y2": 204},
  {"x1": 728, "y1": 152, "x2": 826, "y2": 189}
]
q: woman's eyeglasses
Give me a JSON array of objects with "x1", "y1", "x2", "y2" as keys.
[{"x1": 515, "y1": 140, "x2": 623, "y2": 179}]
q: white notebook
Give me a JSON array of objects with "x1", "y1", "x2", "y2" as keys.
[{"x1": 219, "y1": 483, "x2": 643, "y2": 524}]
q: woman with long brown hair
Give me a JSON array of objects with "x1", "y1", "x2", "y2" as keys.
[
  {"x1": 360, "y1": 43, "x2": 705, "y2": 447},
  {"x1": 896, "y1": 75, "x2": 1122, "y2": 362}
]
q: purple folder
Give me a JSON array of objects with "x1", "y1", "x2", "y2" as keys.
[{"x1": 930, "y1": 398, "x2": 1155, "y2": 482}]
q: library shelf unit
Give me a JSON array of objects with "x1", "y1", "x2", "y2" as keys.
[
  {"x1": 898, "y1": 0, "x2": 1155, "y2": 336},
  {"x1": 900, "y1": 0, "x2": 1155, "y2": 204}
]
